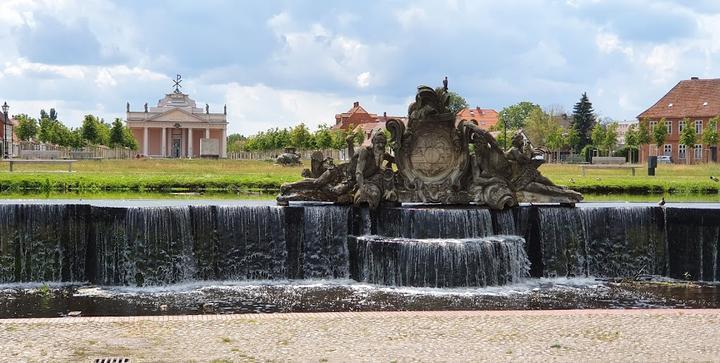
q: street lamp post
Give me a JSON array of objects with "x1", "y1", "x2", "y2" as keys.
[{"x1": 2, "y1": 102, "x2": 9, "y2": 159}]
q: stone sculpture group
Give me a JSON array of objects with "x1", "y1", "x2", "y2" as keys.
[{"x1": 277, "y1": 80, "x2": 582, "y2": 209}]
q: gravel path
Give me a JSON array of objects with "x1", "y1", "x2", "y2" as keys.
[{"x1": 1, "y1": 310, "x2": 719, "y2": 362}]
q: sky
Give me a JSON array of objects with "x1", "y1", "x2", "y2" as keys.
[{"x1": 2, "y1": 0, "x2": 720, "y2": 135}]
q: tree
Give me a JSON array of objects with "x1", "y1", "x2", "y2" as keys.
[
  {"x1": 447, "y1": 91, "x2": 469, "y2": 115},
  {"x1": 679, "y1": 118, "x2": 697, "y2": 164},
  {"x1": 498, "y1": 101, "x2": 541, "y2": 129},
  {"x1": 15, "y1": 114, "x2": 38, "y2": 141},
  {"x1": 313, "y1": 124, "x2": 333, "y2": 149},
  {"x1": 227, "y1": 133, "x2": 246, "y2": 153},
  {"x1": 38, "y1": 116, "x2": 56, "y2": 143},
  {"x1": 653, "y1": 117, "x2": 668, "y2": 154},
  {"x1": 122, "y1": 127, "x2": 138, "y2": 150},
  {"x1": 289, "y1": 123, "x2": 313, "y2": 148},
  {"x1": 624, "y1": 124, "x2": 639, "y2": 163},
  {"x1": 571, "y1": 92, "x2": 596, "y2": 152},
  {"x1": 524, "y1": 108, "x2": 551, "y2": 146},
  {"x1": 545, "y1": 126, "x2": 566, "y2": 163},
  {"x1": 603, "y1": 122, "x2": 619, "y2": 156},
  {"x1": 81, "y1": 115, "x2": 101, "y2": 145},
  {"x1": 703, "y1": 116, "x2": 719, "y2": 162},
  {"x1": 109, "y1": 118, "x2": 126, "y2": 147},
  {"x1": 590, "y1": 123, "x2": 606, "y2": 156}
]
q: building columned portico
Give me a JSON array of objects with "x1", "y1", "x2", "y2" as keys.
[{"x1": 127, "y1": 90, "x2": 228, "y2": 158}]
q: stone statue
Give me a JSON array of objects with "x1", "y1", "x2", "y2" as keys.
[
  {"x1": 126, "y1": 102, "x2": 130, "y2": 113},
  {"x1": 354, "y1": 130, "x2": 396, "y2": 209},
  {"x1": 144, "y1": 103, "x2": 148, "y2": 112},
  {"x1": 277, "y1": 79, "x2": 582, "y2": 209},
  {"x1": 224, "y1": 104, "x2": 227, "y2": 115},
  {"x1": 504, "y1": 133, "x2": 582, "y2": 203},
  {"x1": 206, "y1": 104, "x2": 209, "y2": 114},
  {"x1": 463, "y1": 122, "x2": 516, "y2": 209},
  {"x1": 277, "y1": 136, "x2": 357, "y2": 206}
]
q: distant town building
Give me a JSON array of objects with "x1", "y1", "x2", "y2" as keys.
[
  {"x1": 455, "y1": 107, "x2": 499, "y2": 129},
  {"x1": 127, "y1": 88, "x2": 228, "y2": 158},
  {"x1": 616, "y1": 121, "x2": 638, "y2": 147},
  {"x1": 637, "y1": 77, "x2": 720, "y2": 162},
  {"x1": 333, "y1": 101, "x2": 405, "y2": 130},
  {"x1": 332, "y1": 101, "x2": 406, "y2": 145}
]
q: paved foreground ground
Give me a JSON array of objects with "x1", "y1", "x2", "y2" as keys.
[{"x1": 1, "y1": 310, "x2": 719, "y2": 362}]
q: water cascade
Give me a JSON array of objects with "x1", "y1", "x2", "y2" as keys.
[
  {"x1": 348, "y1": 235, "x2": 529, "y2": 287},
  {"x1": 0, "y1": 203, "x2": 719, "y2": 285}
]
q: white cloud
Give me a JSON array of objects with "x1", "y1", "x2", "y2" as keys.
[
  {"x1": 644, "y1": 45, "x2": 680, "y2": 84},
  {"x1": 2, "y1": 58, "x2": 86, "y2": 79},
  {"x1": 356, "y1": 72, "x2": 371, "y2": 88},
  {"x1": 595, "y1": 31, "x2": 634, "y2": 59},
  {"x1": 95, "y1": 68, "x2": 116, "y2": 87},
  {"x1": 222, "y1": 82, "x2": 405, "y2": 135},
  {"x1": 395, "y1": 6, "x2": 427, "y2": 29}
]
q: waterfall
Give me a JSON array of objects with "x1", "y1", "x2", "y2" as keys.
[
  {"x1": 350, "y1": 235, "x2": 529, "y2": 287},
  {"x1": 95, "y1": 206, "x2": 196, "y2": 286},
  {"x1": 216, "y1": 206, "x2": 287, "y2": 280},
  {"x1": 1, "y1": 202, "x2": 719, "y2": 285},
  {"x1": 665, "y1": 208, "x2": 720, "y2": 281},
  {"x1": 0, "y1": 204, "x2": 88, "y2": 283},
  {"x1": 302, "y1": 206, "x2": 350, "y2": 279},
  {"x1": 492, "y1": 209, "x2": 518, "y2": 235},
  {"x1": 94, "y1": 205, "x2": 288, "y2": 285},
  {"x1": 535, "y1": 206, "x2": 666, "y2": 278},
  {"x1": 373, "y1": 207, "x2": 493, "y2": 238}
]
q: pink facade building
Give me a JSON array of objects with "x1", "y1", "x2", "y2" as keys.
[{"x1": 127, "y1": 91, "x2": 228, "y2": 158}]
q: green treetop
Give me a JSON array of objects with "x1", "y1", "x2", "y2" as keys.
[
  {"x1": 703, "y1": 116, "x2": 719, "y2": 147},
  {"x1": 571, "y1": 92, "x2": 596, "y2": 152},
  {"x1": 653, "y1": 118, "x2": 668, "y2": 148},
  {"x1": 679, "y1": 118, "x2": 697, "y2": 162}
]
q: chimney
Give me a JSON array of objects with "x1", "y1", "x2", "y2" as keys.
[
  {"x1": 383, "y1": 112, "x2": 387, "y2": 118},
  {"x1": 691, "y1": 76, "x2": 699, "y2": 80},
  {"x1": 353, "y1": 101, "x2": 359, "y2": 107}
]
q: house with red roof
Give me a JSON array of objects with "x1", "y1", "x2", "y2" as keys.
[
  {"x1": 333, "y1": 101, "x2": 380, "y2": 130},
  {"x1": 637, "y1": 77, "x2": 720, "y2": 163},
  {"x1": 455, "y1": 107, "x2": 499, "y2": 130}
]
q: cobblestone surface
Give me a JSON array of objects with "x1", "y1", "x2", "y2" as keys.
[{"x1": 1, "y1": 310, "x2": 719, "y2": 362}]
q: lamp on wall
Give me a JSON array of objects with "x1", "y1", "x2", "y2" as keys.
[{"x1": 2, "y1": 101, "x2": 9, "y2": 159}]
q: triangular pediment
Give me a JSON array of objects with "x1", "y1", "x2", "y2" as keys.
[{"x1": 147, "y1": 108, "x2": 207, "y2": 123}]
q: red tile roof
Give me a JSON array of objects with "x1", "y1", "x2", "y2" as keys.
[
  {"x1": 637, "y1": 77, "x2": 720, "y2": 119},
  {"x1": 455, "y1": 107, "x2": 499, "y2": 129}
]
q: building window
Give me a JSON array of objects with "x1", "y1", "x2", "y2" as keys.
[
  {"x1": 696, "y1": 120, "x2": 703, "y2": 134},
  {"x1": 695, "y1": 144, "x2": 703, "y2": 160},
  {"x1": 664, "y1": 144, "x2": 672, "y2": 156},
  {"x1": 678, "y1": 144, "x2": 686, "y2": 159},
  {"x1": 679, "y1": 120, "x2": 685, "y2": 133},
  {"x1": 665, "y1": 120, "x2": 672, "y2": 134},
  {"x1": 650, "y1": 120, "x2": 658, "y2": 130}
]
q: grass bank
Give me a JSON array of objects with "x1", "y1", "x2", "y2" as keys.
[
  {"x1": 1, "y1": 159, "x2": 719, "y2": 195},
  {"x1": 0, "y1": 159, "x2": 303, "y2": 193}
]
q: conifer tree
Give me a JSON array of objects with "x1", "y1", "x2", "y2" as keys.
[{"x1": 570, "y1": 92, "x2": 596, "y2": 152}]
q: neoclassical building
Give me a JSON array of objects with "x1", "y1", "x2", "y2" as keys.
[{"x1": 127, "y1": 90, "x2": 228, "y2": 158}]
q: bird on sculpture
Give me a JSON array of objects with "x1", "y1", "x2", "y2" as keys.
[
  {"x1": 658, "y1": 197, "x2": 666, "y2": 206},
  {"x1": 710, "y1": 176, "x2": 719, "y2": 182}
]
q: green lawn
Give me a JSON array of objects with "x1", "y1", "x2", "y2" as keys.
[
  {"x1": 0, "y1": 159, "x2": 304, "y2": 192},
  {"x1": 0, "y1": 159, "x2": 718, "y2": 195}
]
